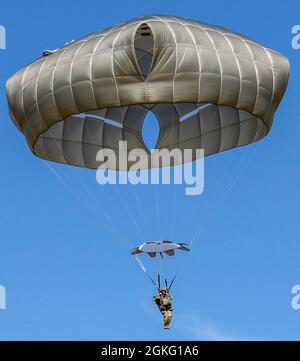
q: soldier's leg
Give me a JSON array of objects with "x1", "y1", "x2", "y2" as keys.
[{"x1": 163, "y1": 310, "x2": 172, "y2": 329}]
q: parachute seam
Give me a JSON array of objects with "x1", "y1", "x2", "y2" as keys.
[
  {"x1": 53, "y1": 49, "x2": 73, "y2": 164},
  {"x1": 221, "y1": 34, "x2": 243, "y2": 147},
  {"x1": 20, "y1": 66, "x2": 30, "y2": 134},
  {"x1": 262, "y1": 47, "x2": 275, "y2": 126},
  {"x1": 202, "y1": 29, "x2": 223, "y2": 104},
  {"x1": 90, "y1": 30, "x2": 117, "y2": 109},
  {"x1": 151, "y1": 15, "x2": 177, "y2": 104},
  {"x1": 171, "y1": 16, "x2": 202, "y2": 104},
  {"x1": 222, "y1": 34, "x2": 243, "y2": 108},
  {"x1": 188, "y1": 29, "x2": 202, "y2": 103},
  {"x1": 7, "y1": 79, "x2": 19, "y2": 129},
  {"x1": 34, "y1": 57, "x2": 60, "y2": 162},
  {"x1": 111, "y1": 26, "x2": 128, "y2": 107},
  {"x1": 52, "y1": 50, "x2": 68, "y2": 116},
  {"x1": 69, "y1": 41, "x2": 88, "y2": 114},
  {"x1": 241, "y1": 40, "x2": 260, "y2": 114}
]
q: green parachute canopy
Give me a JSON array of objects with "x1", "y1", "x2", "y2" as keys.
[{"x1": 6, "y1": 15, "x2": 289, "y2": 169}]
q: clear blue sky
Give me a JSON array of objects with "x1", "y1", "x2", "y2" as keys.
[{"x1": 0, "y1": 0, "x2": 299, "y2": 340}]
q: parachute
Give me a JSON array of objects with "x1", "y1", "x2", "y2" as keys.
[
  {"x1": 132, "y1": 240, "x2": 188, "y2": 288},
  {"x1": 131, "y1": 240, "x2": 190, "y2": 257},
  {"x1": 132, "y1": 240, "x2": 190, "y2": 289},
  {"x1": 5, "y1": 15, "x2": 290, "y2": 292},
  {"x1": 6, "y1": 15, "x2": 289, "y2": 170}
]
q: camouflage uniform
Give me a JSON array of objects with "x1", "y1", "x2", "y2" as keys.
[{"x1": 153, "y1": 288, "x2": 173, "y2": 329}]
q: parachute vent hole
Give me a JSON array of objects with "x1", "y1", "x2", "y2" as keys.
[
  {"x1": 134, "y1": 23, "x2": 154, "y2": 79},
  {"x1": 142, "y1": 111, "x2": 160, "y2": 152}
]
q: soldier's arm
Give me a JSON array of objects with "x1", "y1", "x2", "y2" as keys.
[{"x1": 153, "y1": 295, "x2": 160, "y2": 304}]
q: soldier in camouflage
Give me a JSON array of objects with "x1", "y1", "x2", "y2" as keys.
[{"x1": 153, "y1": 288, "x2": 173, "y2": 329}]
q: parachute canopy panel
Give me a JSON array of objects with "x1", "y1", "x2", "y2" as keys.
[
  {"x1": 131, "y1": 240, "x2": 190, "y2": 257},
  {"x1": 6, "y1": 15, "x2": 290, "y2": 170}
]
